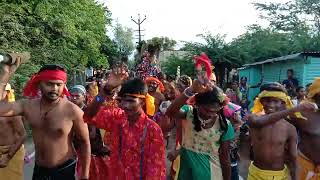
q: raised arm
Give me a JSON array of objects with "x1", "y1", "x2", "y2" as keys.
[
  {"x1": 0, "y1": 56, "x2": 25, "y2": 117},
  {"x1": 72, "y1": 106, "x2": 91, "y2": 180},
  {"x1": 166, "y1": 79, "x2": 211, "y2": 119},
  {"x1": 84, "y1": 65, "x2": 127, "y2": 118},
  {"x1": 248, "y1": 102, "x2": 316, "y2": 128},
  {"x1": 0, "y1": 100, "x2": 25, "y2": 117},
  {"x1": 165, "y1": 91, "x2": 188, "y2": 119}
]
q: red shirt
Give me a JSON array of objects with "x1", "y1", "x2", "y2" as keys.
[{"x1": 84, "y1": 106, "x2": 166, "y2": 180}]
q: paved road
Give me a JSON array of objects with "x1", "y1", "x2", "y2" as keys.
[
  {"x1": 23, "y1": 132, "x2": 250, "y2": 180},
  {"x1": 24, "y1": 139, "x2": 34, "y2": 180}
]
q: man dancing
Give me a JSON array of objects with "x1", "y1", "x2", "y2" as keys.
[{"x1": 0, "y1": 61, "x2": 90, "y2": 180}]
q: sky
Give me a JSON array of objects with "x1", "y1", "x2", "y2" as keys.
[{"x1": 98, "y1": 0, "x2": 288, "y2": 44}]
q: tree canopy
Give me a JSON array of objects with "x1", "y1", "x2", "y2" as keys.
[{"x1": 0, "y1": 0, "x2": 113, "y2": 95}]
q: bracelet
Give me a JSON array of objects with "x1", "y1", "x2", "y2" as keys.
[{"x1": 183, "y1": 87, "x2": 196, "y2": 98}]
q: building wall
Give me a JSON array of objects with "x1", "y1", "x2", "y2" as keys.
[
  {"x1": 239, "y1": 66, "x2": 261, "y2": 107},
  {"x1": 262, "y1": 59, "x2": 304, "y2": 86},
  {"x1": 304, "y1": 56, "x2": 320, "y2": 86}
]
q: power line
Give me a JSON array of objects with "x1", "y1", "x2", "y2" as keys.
[{"x1": 131, "y1": 14, "x2": 146, "y2": 45}]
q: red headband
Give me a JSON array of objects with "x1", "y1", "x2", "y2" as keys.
[
  {"x1": 145, "y1": 77, "x2": 165, "y2": 93},
  {"x1": 194, "y1": 52, "x2": 212, "y2": 79},
  {"x1": 23, "y1": 69, "x2": 70, "y2": 98}
]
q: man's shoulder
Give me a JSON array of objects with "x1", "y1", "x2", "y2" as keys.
[{"x1": 63, "y1": 99, "x2": 83, "y2": 115}]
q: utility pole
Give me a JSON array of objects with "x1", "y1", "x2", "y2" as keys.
[{"x1": 131, "y1": 14, "x2": 146, "y2": 45}]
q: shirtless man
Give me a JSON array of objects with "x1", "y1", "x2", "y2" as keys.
[
  {"x1": 290, "y1": 78, "x2": 320, "y2": 179},
  {"x1": 146, "y1": 77, "x2": 165, "y2": 114},
  {"x1": 248, "y1": 83, "x2": 315, "y2": 180},
  {"x1": 0, "y1": 62, "x2": 90, "y2": 180},
  {"x1": 0, "y1": 84, "x2": 26, "y2": 180}
]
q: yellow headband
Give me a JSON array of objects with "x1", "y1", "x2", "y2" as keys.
[
  {"x1": 251, "y1": 90, "x2": 305, "y2": 120},
  {"x1": 251, "y1": 91, "x2": 292, "y2": 114},
  {"x1": 307, "y1": 78, "x2": 320, "y2": 100},
  {"x1": 124, "y1": 93, "x2": 155, "y2": 116}
]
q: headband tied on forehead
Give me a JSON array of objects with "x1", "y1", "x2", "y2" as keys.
[
  {"x1": 194, "y1": 52, "x2": 213, "y2": 79},
  {"x1": 145, "y1": 76, "x2": 165, "y2": 93},
  {"x1": 124, "y1": 93, "x2": 156, "y2": 116},
  {"x1": 23, "y1": 69, "x2": 70, "y2": 98},
  {"x1": 251, "y1": 90, "x2": 305, "y2": 119}
]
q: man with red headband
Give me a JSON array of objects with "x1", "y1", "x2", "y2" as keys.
[{"x1": 0, "y1": 62, "x2": 90, "y2": 180}]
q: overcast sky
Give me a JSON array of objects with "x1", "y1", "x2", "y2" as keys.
[{"x1": 97, "y1": 0, "x2": 288, "y2": 43}]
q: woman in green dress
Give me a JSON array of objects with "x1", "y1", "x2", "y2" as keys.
[{"x1": 166, "y1": 80, "x2": 234, "y2": 180}]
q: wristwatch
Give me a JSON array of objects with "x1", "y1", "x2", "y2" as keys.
[{"x1": 95, "y1": 95, "x2": 105, "y2": 103}]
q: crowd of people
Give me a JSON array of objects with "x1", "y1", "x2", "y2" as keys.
[{"x1": 0, "y1": 51, "x2": 319, "y2": 180}]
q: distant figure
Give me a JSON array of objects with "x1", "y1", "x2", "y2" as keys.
[
  {"x1": 282, "y1": 69, "x2": 299, "y2": 97},
  {"x1": 292, "y1": 86, "x2": 306, "y2": 106},
  {"x1": 226, "y1": 81, "x2": 242, "y2": 105}
]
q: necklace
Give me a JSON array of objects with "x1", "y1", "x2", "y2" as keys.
[
  {"x1": 198, "y1": 116, "x2": 213, "y2": 128},
  {"x1": 40, "y1": 98, "x2": 61, "y2": 121}
]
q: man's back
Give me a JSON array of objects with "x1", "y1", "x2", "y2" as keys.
[{"x1": 250, "y1": 119, "x2": 296, "y2": 170}]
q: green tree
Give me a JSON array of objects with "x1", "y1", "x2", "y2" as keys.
[
  {"x1": 162, "y1": 54, "x2": 195, "y2": 77},
  {"x1": 113, "y1": 21, "x2": 134, "y2": 57},
  {"x1": 0, "y1": 0, "x2": 112, "y2": 96},
  {"x1": 254, "y1": 0, "x2": 320, "y2": 34},
  {"x1": 145, "y1": 37, "x2": 177, "y2": 57}
]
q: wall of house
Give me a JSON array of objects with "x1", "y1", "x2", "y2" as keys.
[
  {"x1": 239, "y1": 66, "x2": 261, "y2": 107},
  {"x1": 304, "y1": 56, "x2": 320, "y2": 86},
  {"x1": 262, "y1": 59, "x2": 304, "y2": 86}
]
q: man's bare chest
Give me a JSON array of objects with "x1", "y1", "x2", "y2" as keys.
[
  {"x1": 252, "y1": 123, "x2": 288, "y2": 144},
  {"x1": 26, "y1": 107, "x2": 72, "y2": 135}
]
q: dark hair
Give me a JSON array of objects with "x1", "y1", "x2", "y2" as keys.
[
  {"x1": 39, "y1": 64, "x2": 66, "y2": 73},
  {"x1": 147, "y1": 44, "x2": 156, "y2": 56},
  {"x1": 260, "y1": 82, "x2": 287, "y2": 94},
  {"x1": 193, "y1": 87, "x2": 227, "y2": 132},
  {"x1": 287, "y1": 69, "x2": 294, "y2": 74},
  {"x1": 306, "y1": 83, "x2": 312, "y2": 89},
  {"x1": 296, "y1": 86, "x2": 304, "y2": 93},
  {"x1": 167, "y1": 75, "x2": 176, "y2": 81},
  {"x1": 194, "y1": 87, "x2": 224, "y2": 106},
  {"x1": 118, "y1": 78, "x2": 148, "y2": 97},
  {"x1": 178, "y1": 75, "x2": 192, "y2": 87},
  {"x1": 240, "y1": 77, "x2": 247, "y2": 81}
]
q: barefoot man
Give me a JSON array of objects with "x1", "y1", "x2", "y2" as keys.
[
  {"x1": 248, "y1": 82, "x2": 315, "y2": 180},
  {"x1": 0, "y1": 84, "x2": 26, "y2": 180},
  {"x1": 0, "y1": 62, "x2": 90, "y2": 180}
]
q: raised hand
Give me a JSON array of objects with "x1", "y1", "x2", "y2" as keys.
[
  {"x1": 296, "y1": 101, "x2": 318, "y2": 112},
  {"x1": 1, "y1": 56, "x2": 21, "y2": 76},
  {"x1": 107, "y1": 63, "x2": 128, "y2": 87}
]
